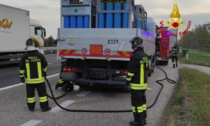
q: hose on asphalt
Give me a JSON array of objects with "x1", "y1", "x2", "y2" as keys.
[{"x1": 45, "y1": 66, "x2": 176, "y2": 113}]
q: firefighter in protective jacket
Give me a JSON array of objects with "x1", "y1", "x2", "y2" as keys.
[
  {"x1": 19, "y1": 39, "x2": 51, "y2": 112},
  {"x1": 171, "y1": 44, "x2": 179, "y2": 68},
  {"x1": 127, "y1": 37, "x2": 149, "y2": 126}
]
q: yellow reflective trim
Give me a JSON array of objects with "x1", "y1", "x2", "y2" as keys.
[
  {"x1": 58, "y1": 77, "x2": 64, "y2": 84},
  {"x1": 25, "y1": 78, "x2": 45, "y2": 84},
  {"x1": 20, "y1": 75, "x2": 24, "y2": 77},
  {"x1": 130, "y1": 83, "x2": 147, "y2": 90},
  {"x1": 140, "y1": 63, "x2": 144, "y2": 85},
  {"x1": 26, "y1": 63, "x2": 31, "y2": 79},
  {"x1": 142, "y1": 104, "x2": 147, "y2": 111},
  {"x1": 27, "y1": 97, "x2": 35, "y2": 103},
  {"x1": 37, "y1": 62, "x2": 42, "y2": 79},
  {"x1": 128, "y1": 72, "x2": 134, "y2": 77},
  {"x1": 137, "y1": 106, "x2": 143, "y2": 113},
  {"x1": 43, "y1": 67, "x2": 47, "y2": 72},
  {"x1": 126, "y1": 78, "x2": 131, "y2": 81},
  {"x1": 132, "y1": 106, "x2": 136, "y2": 113},
  {"x1": 39, "y1": 96, "x2": 48, "y2": 102},
  {"x1": 19, "y1": 70, "x2": 25, "y2": 74}
]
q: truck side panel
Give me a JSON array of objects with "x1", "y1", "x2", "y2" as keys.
[{"x1": 0, "y1": 4, "x2": 30, "y2": 53}]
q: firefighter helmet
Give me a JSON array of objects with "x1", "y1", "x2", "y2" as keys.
[{"x1": 130, "y1": 36, "x2": 143, "y2": 50}]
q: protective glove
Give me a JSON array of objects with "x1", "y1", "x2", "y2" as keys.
[{"x1": 20, "y1": 77, "x2": 25, "y2": 83}]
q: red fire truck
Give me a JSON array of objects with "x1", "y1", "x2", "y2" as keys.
[{"x1": 155, "y1": 26, "x2": 170, "y2": 65}]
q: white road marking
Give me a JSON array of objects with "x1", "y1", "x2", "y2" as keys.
[
  {"x1": 48, "y1": 63, "x2": 52, "y2": 65},
  {"x1": 0, "y1": 73, "x2": 59, "y2": 91},
  {"x1": 21, "y1": 120, "x2": 42, "y2": 126},
  {"x1": 50, "y1": 100, "x2": 75, "y2": 113},
  {"x1": 46, "y1": 73, "x2": 59, "y2": 78},
  {"x1": 76, "y1": 91, "x2": 91, "y2": 97},
  {"x1": 147, "y1": 88, "x2": 152, "y2": 91}
]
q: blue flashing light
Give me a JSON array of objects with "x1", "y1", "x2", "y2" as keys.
[{"x1": 141, "y1": 30, "x2": 150, "y2": 37}]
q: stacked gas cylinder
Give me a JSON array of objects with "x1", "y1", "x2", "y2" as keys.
[
  {"x1": 98, "y1": 0, "x2": 128, "y2": 28},
  {"x1": 64, "y1": 15, "x2": 89, "y2": 28}
]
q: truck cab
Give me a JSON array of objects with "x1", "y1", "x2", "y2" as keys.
[{"x1": 30, "y1": 19, "x2": 46, "y2": 53}]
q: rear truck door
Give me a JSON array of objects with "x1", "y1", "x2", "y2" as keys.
[{"x1": 160, "y1": 30, "x2": 170, "y2": 61}]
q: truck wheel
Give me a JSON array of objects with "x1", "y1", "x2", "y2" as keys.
[{"x1": 62, "y1": 82, "x2": 74, "y2": 92}]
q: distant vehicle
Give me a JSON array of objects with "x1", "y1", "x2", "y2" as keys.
[
  {"x1": 57, "y1": 0, "x2": 156, "y2": 90},
  {"x1": 0, "y1": 4, "x2": 46, "y2": 65},
  {"x1": 155, "y1": 26, "x2": 178, "y2": 65}
]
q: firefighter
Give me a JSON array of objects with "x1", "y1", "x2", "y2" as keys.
[
  {"x1": 55, "y1": 75, "x2": 74, "y2": 91},
  {"x1": 55, "y1": 75, "x2": 65, "y2": 89},
  {"x1": 171, "y1": 44, "x2": 179, "y2": 68},
  {"x1": 127, "y1": 37, "x2": 149, "y2": 126},
  {"x1": 19, "y1": 39, "x2": 51, "y2": 112}
]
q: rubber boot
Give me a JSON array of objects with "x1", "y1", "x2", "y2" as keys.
[
  {"x1": 144, "y1": 119, "x2": 147, "y2": 125},
  {"x1": 173, "y1": 64, "x2": 175, "y2": 68},
  {"x1": 176, "y1": 64, "x2": 178, "y2": 67},
  {"x1": 130, "y1": 113, "x2": 144, "y2": 126},
  {"x1": 130, "y1": 121, "x2": 144, "y2": 126},
  {"x1": 42, "y1": 107, "x2": 51, "y2": 112},
  {"x1": 55, "y1": 83, "x2": 65, "y2": 89}
]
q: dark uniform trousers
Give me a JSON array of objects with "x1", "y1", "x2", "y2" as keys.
[
  {"x1": 171, "y1": 46, "x2": 179, "y2": 67},
  {"x1": 171, "y1": 56, "x2": 178, "y2": 66},
  {"x1": 19, "y1": 50, "x2": 49, "y2": 111},
  {"x1": 26, "y1": 83, "x2": 49, "y2": 110},
  {"x1": 127, "y1": 47, "x2": 148, "y2": 124},
  {"x1": 131, "y1": 90, "x2": 147, "y2": 122}
]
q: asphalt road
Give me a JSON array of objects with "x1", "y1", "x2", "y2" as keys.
[{"x1": 0, "y1": 55, "x2": 179, "y2": 126}]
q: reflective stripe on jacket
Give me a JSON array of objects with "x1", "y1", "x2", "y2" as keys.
[
  {"x1": 19, "y1": 50, "x2": 48, "y2": 84},
  {"x1": 127, "y1": 47, "x2": 149, "y2": 90}
]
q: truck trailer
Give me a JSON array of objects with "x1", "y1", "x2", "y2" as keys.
[
  {"x1": 0, "y1": 4, "x2": 46, "y2": 65},
  {"x1": 57, "y1": 0, "x2": 156, "y2": 90}
]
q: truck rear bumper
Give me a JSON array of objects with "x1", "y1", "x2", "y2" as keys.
[
  {"x1": 60, "y1": 71, "x2": 127, "y2": 86},
  {"x1": 75, "y1": 79, "x2": 126, "y2": 86}
]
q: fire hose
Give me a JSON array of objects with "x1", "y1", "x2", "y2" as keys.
[{"x1": 45, "y1": 66, "x2": 176, "y2": 113}]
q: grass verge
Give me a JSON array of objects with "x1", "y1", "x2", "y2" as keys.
[
  {"x1": 180, "y1": 49, "x2": 210, "y2": 67},
  {"x1": 166, "y1": 68, "x2": 210, "y2": 126}
]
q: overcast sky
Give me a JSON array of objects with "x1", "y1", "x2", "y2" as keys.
[{"x1": 1, "y1": 0, "x2": 210, "y2": 38}]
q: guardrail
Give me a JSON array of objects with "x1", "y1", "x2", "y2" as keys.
[{"x1": 43, "y1": 47, "x2": 57, "y2": 54}]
